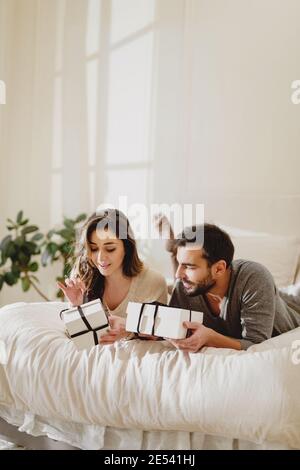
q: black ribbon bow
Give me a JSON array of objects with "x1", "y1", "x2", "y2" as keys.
[{"x1": 60, "y1": 301, "x2": 109, "y2": 346}]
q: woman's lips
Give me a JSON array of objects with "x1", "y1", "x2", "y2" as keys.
[{"x1": 99, "y1": 264, "x2": 111, "y2": 269}]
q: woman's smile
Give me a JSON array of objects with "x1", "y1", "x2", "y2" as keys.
[{"x1": 98, "y1": 263, "x2": 111, "y2": 270}]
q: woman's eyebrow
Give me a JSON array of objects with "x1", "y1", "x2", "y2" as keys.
[{"x1": 89, "y1": 241, "x2": 117, "y2": 246}]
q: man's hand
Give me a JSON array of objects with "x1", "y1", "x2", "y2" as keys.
[
  {"x1": 166, "y1": 321, "x2": 213, "y2": 353},
  {"x1": 166, "y1": 321, "x2": 242, "y2": 352}
]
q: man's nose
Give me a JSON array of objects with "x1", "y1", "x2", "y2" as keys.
[{"x1": 175, "y1": 265, "x2": 184, "y2": 279}]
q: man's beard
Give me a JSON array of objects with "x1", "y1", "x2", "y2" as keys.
[{"x1": 181, "y1": 272, "x2": 216, "y2": 297}]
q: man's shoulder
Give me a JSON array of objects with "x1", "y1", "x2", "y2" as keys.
[{"x1": 232, "y1": 259, "x2": 275, "y2": 286}]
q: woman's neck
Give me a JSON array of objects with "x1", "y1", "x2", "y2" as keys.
[
  {"x1": 102, "y1": 269, "x2": 132, "y2": 311},
  {"x1": 104, "y1": 268, "x2": 130, "y2": 287}
]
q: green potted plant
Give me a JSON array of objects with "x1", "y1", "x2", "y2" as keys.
[
  {"x1": 0, "y1": 211, "x2": 87, "y2": 301},
  {"x1": 41, "y1": 213, "x2": 87, "y2": 298},
  {"x1": 0, "y1": 211, "x2": 47, "y2": 299}
]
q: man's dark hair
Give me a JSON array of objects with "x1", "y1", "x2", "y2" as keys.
[{"x1": 175, "y1": 223, "x2": 234, "y2": 269}]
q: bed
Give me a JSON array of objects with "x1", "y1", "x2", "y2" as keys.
[
  {"x1": 0, "y1": 298, "x2": 299, "y2": 450},
  {"x1": 0, "y1": 230, "x2": 300, "y2": 450}
]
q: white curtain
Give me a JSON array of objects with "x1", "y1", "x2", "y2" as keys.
[{"x1": 1, "y1": 0, "x2": 300, "y2": 303}]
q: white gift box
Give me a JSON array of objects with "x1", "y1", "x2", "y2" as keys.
[
  {"x1": 126, "y1": 302, "x2": 204, "y2": 339},
  {"x1": 60, "y1": 299, "x2": 109, "y2": 350}
]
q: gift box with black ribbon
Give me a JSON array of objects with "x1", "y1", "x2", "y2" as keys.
[
  {"x1": 125, "y1": 302, "x2": 203, "y2": 340},
  {"x1": 60, "y1": 299, "x2": 109, "y2": 350}
]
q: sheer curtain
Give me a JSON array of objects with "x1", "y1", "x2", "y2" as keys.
[
  {"x1": 0, "y1": 0, "x2": 187, "y2": 302},
  {"x1": 1, "y1": 0, "x2": 300, "y2": 304}
]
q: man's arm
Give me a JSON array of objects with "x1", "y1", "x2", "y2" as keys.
[
  {"x1": 207, "y1": 329, "x2": 242, "y2": 350},
  {"x1": 168, "y1": 262, "x2": 277, "y2": 352},
  {"x1": 166, "y1": 321, "x2": 242, "y2": 353},
  {"x1": 238, "y1": 264, "x2": 276, "y2": 349},
  {"x1": 153, "y1": 214, "x2": 178, "y2": 278}
]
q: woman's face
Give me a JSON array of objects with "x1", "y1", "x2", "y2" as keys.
[{"x1": 88, "y1": 228, "x2": 125, "y2": 277}]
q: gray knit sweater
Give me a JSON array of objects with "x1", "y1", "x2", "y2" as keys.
[{"x1": 169, "y1": 259, "x2": 300, "y2": 349}]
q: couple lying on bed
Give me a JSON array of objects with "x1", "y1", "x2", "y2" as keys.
[{"x1": 57, "y1": 209, "x2": 300, "y2": 352}]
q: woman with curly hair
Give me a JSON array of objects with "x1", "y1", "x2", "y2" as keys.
[{"x1": 57, "y1": 208, "x2": 167, "y2": 343}]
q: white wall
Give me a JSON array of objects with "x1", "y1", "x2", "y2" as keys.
[
  {"x1": 1, "y1": 0, "x2": 300, "y2": 305},
  {"x1": 183, "y1": 0, "x2": 300, "y2": 236},
  {"x1": 151, "y1": 0, "x2": 300, "y2": 236}
]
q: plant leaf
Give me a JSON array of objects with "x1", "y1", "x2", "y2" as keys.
[
  {"x1": 28, "y1": 262, "x2": 38, "y2": 272},
  {"x1": 63, "y1": 218, "x2": 75, "y2": 230},
  {"x1": 21, "y1": 277, "x2": 30, "y2": 292},
  {"x1": 31, "y1": 233, "x2": 43, "y2": 242},
  {"x1": 18, "y1": 251, "x2": 30, "y2": 266},
  {"x1": 14, "y1": 236, "x2": 24, "y2": 246},
  {"x1": 56, "y1": 228, "x2": 74, "y2": 240},
  {"x1": 47, "y1": 242, "x2": 58, "y2": 256},
  {"x1": 6, "y1": 241, "x2": 16, "y2": 257},
  {"x1": 16, "y1": 210, "x2": 23, "y2": 224},
  {"x1": 0, "y1": 253, "x2": 7, "y2": 267},
  {"x1": 0, "y1": 235, "x2": 12, "y2": 251},
  {"x1": 11, "y1": 264, "x2": 21, "y2": 277},
  {"x1": 56, "y1": 289, "x2": 64, "y2": 299},
  {"x1": 60, "y1": 243, "x2": 73, "y2": 255},
  {"x1": 19, "y1": 218, "x2": 29, "y2": 226},
  {"x1": 24, "y1": 241, "x2": 39, "y2": 255},
  {"x1": 75, "y1": 213, "x2": 87, "y2": 223},
  {"x1": 4, "y1": 272, "x2": 18, "y2": 286},
  {"x1": 21, "y1": 225, "x2": 39, "y2": 236},
  {"x1": 47, "y1": 229, "x2": 55, "y2": 239},
  {"x1": 63, "y1": 264, "x2": 72, "y2": 277}
]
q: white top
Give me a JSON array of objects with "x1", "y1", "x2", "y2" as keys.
[{"x1": 106, "y1": 266, "x2": 168, "y2": 318}]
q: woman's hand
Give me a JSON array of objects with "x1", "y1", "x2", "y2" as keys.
[
  {"x1": 56, "y1": 277, "x2": 86, "y2": 307},
  {"x1": 99, "y1": 315, "x2": 127, "y2": 345},
  {"x1": 98, "y1": 316, "x2": 161, "y2": 344}
]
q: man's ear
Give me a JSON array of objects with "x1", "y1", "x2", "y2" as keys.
[{"x1": 212, "y1": 260, "x2": 227, "y2": 277}]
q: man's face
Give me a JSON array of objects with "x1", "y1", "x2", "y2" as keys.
[{"x1": 175, "y1": 246, "x2": 216, "y2": 296}]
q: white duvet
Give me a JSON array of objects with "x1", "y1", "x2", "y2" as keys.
[{"x1": 0, "y1": 301, "x2": 299, "y2": 449}]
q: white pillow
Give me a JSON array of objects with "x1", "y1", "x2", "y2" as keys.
[{"x1": 220, "y1": 226, "x2": 300, "y2": 287}]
